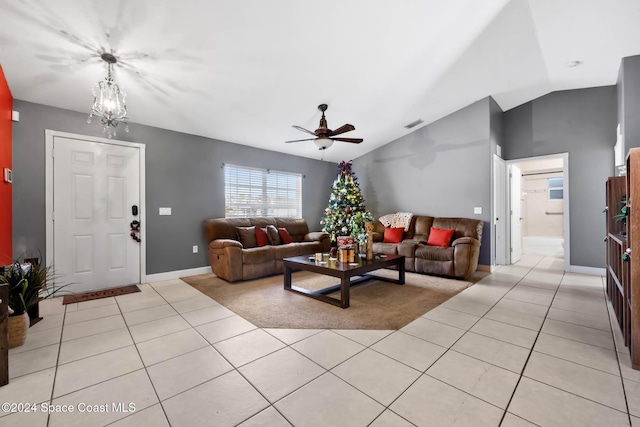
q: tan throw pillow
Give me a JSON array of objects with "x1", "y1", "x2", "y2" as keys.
[
  {"x1": 236, "y1": 226, "x2": 257, "y2": 248},
  {"x1": 266, "y1": 225, "x2": 281, "y2": 245}
]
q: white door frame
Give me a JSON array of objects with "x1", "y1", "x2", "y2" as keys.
[
  {"x1": 45, "y1": 130, "x2": 147, "y2": 285},
  {"x1": 493, "y1": 155, "x2": 508, "y2": 265},
  {"x1": 506, "y1": 153, "x2": 570, "y2": 272},
  {"x1": 509, "y1": 164, "x2": 523, "y2": 264}
]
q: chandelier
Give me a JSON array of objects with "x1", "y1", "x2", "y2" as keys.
[{"x1": 87, "y1": 53, "x2": 129, "y2": 138}]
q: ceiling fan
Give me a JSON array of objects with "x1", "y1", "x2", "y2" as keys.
[{"x1": 285, "y1": 104, "x2": 363, "y2": 150}]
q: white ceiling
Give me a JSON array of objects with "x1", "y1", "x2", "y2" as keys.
[{"x1": 0, "y1": 0, "x2": 639, "y2": 162}]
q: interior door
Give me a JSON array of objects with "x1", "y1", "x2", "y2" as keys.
[
  {"x1": 53, "y1": 136, "x2": 141, "y2": 293},
  {"x1": 493, "y1": 155, "x2": 507, "y2": 264},
  {"x1": 510, "y1": 164, "x2": 523, "y2": 263}
]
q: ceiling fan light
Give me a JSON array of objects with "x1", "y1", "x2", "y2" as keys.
[{"x1": 314, "y1": 138, "x2": 333, "y2": 150}]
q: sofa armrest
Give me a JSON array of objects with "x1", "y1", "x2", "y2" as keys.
[
  {"x1": 305, "y1": 231, "x2": 331, "y2": 252},
  {"x1": 208, "y1": 240, "x2": 243, "y2": 282},
  {"x1": 209, "y1": 239, "x2": 243, "y2": 250},
  {"x1": 452, "y1": 237, "x2": 481, "y2": 279},
  {"x1": 451, "y1": 237, "x2": 479, "y2": 247},
  {"x1": 304, "y1": 231, "x2": 329, "y2": 242}
]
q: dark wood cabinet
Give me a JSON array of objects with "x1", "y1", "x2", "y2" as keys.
[
  {"x1": 606, "y1": 176, "x2": 630, "y2": 350},
  {"x1": 607, "y1": 148, "x2": 640, "y2": 369}
]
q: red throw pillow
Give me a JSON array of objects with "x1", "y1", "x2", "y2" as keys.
[
  {"x1": 278, "y1": 227, "x2": 293, "y2": 244},
  {"x1": 427, "y1": 227, "x2": 455, "y2": 247},
  {"x1": 383, "y1": 227, "x2": 404, "y2": 243},
  {"x1": 255, "y1": 227, "x2": 270, "y2": 247}
]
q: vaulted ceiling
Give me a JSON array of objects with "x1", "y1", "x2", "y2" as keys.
[{"x1": 0, "y1": 0, "x2": 638, "y2": 162}]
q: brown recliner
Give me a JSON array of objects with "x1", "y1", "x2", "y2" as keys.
[
  {"x1": 204, "y1": 217, "x2": 330, "y2": 282},
  {"x1": 372, "y1": 215, "x2": 482, "y2": 279}
]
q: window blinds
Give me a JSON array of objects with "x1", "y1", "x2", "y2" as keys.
[{"x1": 224, "y1": 164, "x2": 302, "y2": 218}]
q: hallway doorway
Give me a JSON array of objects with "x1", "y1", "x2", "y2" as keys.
[{"x1": 505, "y1": 153, "x2": 569, "y2": 271}]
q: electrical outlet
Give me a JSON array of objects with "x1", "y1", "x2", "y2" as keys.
[
  {"x1": 474, "y1": 207, "x2": 482, "y2": 215},
  {"x1": 159, "y1": 207, "x2": 172, "y2": 216},
  {"x1": 192, "y1": 245, "x2": 198, "y2": 254}
]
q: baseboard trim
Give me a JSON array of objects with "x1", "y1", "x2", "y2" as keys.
[
  {"x1": 569, "y1": 265, "x2": 606, "y2": 276},
  {"x1": 146, "y1": 266, "x2": 213, "y2": 283},
  {"x1": 477, "y1": 264, "x2": 497, "y2": 273}
]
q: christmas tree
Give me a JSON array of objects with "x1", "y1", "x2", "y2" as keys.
[{"x1": 320, "y1": 161, "x2": 373, "y2": 246}]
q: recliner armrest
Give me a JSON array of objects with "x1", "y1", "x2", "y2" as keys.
[
  {"x1": 209, "y1": 239, "x2": 243, "y2": 249},
  {"x1": 451, "y1": 237, "x2": 480, "y2": 247}
]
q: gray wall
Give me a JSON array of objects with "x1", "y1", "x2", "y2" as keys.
[
  {"x1": 353, "y1": 98, "x2": 492, "y2": 266},
  {"x1": 12, "y1": 100, "x2": 336, "y2": 274},
  {"x1": 620, "y1": 56, "x2": 640, "y2": 150},
  {"x1": 503, "y1": 86, "x2": 617, "y2": 268}
]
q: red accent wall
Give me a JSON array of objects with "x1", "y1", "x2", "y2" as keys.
[{"x1": 0, "y1": 65, "x2": 13, "y2": 264}]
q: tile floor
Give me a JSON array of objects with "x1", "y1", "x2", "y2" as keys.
[{"x1": 0, "y1": 255, "x2": 637, "y2": 426}]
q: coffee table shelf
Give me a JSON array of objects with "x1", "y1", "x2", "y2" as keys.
[{"x1": 283, "y1": 253, "x2": 405, "y2": 308}]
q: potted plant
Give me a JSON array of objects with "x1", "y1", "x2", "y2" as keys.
[
  {"x1": 614, "y1": 196, "x2": 630, "y2": 235},
  {"x1": 1, "y1": 261, "x2": 66, "y2": 348}
]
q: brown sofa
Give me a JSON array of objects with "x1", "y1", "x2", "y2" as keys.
[
  {"x1": 204, "y1": 217, "x2": 330, "y2": 282},
  {"x1": 372, "y1": 215, "x2": 483, "y2": 279}
]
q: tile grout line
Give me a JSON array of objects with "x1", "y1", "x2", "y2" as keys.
[
  {"x1": 492, "y1": 257, "x2": 563, "y2": 426},
  {"x1": 45, "y1": 303, "x2": 69, "y2": 427},
  {"x1": 30, "y1": 258, "x2": 608, "y2": 427},
  {"x1": 602, "y1": 287, "x2": 634, "y2": 426},
  {"x1": 499, "y1": 259, "x2": 623, "y2": 424},
  {"x1": 365, "y1": 261, "x2": 543, "y2": 424},
  {"x1": 112, "y1": 289, "x2": 171, "y2": 426},
  {"x1": 158, "y1": 282, "x2": 296, "y2": 427}
]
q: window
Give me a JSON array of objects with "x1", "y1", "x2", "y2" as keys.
[
  {"x1": 224, "y1": 164, "x2": 302, "y2": 218},
  {"x1": 548, "y1": 177, "x2": 563, "y2": 200}
]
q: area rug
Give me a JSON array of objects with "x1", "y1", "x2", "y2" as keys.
[
  {"x1": 62, "y1": 284, "x2": 141, "y2": 305},
  {"x1": 181, "y1": 270, "x2": 486, "y2": 330}
]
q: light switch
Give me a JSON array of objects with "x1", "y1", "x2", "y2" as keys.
[
  {"x1": 159, "y1": 207, "x2": 172, "y2": 216},
  {"x1": 474, "y1": 207, "x2": 482, "y2": 215}
]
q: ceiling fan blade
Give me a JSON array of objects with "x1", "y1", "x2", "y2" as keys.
[
  {"x1": 328, "y1": 124, "x2": 355, "y2": 137},
  {"x1": 332, "y1": 137, "x2": 363, "y2": 144},
  {"x1": 285, "y1": 138, "x2": 316, "y2": 143},
  {"x1": 292, "y1": 125, "x2": 317, "y2": 136}
]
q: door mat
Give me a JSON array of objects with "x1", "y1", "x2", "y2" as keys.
[{"x1": 62, "y1": 285, "x2": 141, "y2": 305}]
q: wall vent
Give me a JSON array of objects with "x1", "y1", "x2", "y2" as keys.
[{"x1": 404, "y1": 119, "x2": 423, "y2": 129}]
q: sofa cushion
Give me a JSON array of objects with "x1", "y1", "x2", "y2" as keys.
[
  {"x1": 432, "y1": 218, "x2": 483, "y2": 242},
  {"x1": 383, "y1": 227, "x2": 404, "y2": 243},
  {"x1": 278, "y1": 228, "x2": 293, "y2": 244},
  {"x1": 415, "y1": 245, "x2": 454, "y2": 261},
  {"x1": 412, "y1": 216, "x2": 435, "y2": 242},
  {"x1": 427, "y1": 227, "x2": 455, "y2": 247},
  {"x1": 266, "y1": 225, "x2": 281, "y2": 245},
  {"x1": 242, "y1": 246, "x2": 276, "y2": 264},
  {"x1": 276, "y1": 218, "x2": 309, "y2": 242},
  {"x1": 205, "y1": 218, "x2": 251, "y2": 242},
  {"x1": 236, "y1": 226, "x2": 257, "y2": 248},
  {"x1": 255, "y1": 227, "x2": 270, "y2": 247},
  {"x1": 274, "y1": 242, "x2": 321, "y2": 260},
  {"x1": 372, "y1": 242, "x2": 399, "y2": 255}
]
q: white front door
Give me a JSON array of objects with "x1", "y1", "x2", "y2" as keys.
[
  {"x1": 53, "y1": 136, "x2": 141, "y2": 293},
  {"x1": 510, "y1": 164, "x2": 523, "y2": 264}
]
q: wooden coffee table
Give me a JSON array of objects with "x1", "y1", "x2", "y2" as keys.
[{"x1": 283, "y1": 253, "x2": 405, "y2": 308}]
